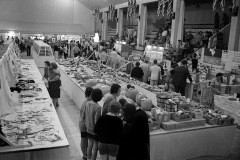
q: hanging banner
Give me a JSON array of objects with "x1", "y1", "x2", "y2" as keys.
[
  {"x1": 201, "y1": 48, "x2": 224, "y2": 75},
  {"x1": 224, "y1": 51, "x2": 240, "y2": 74}
]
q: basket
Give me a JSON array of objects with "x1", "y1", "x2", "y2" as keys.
[
  {"x1": 156, "y1": 96, "x2": 169, "y2": 108},
  {"x1": 205, "y1": 117, "x2": 219, "y2": 125},
  {"x1": 149, "y1": 120, "x2": 161, "y2": 131},
  {"x1": 151, "y1": 107, "x2": 170, "y2": 122},
  {"x1": 172, "y1": 112, "x2": 192, "y2": 122},
  {"x1": 217, "y1": 115, "x2": 235, "y2": 125},
  {"x1": 192, "y1": 109, "x2": 203, "y2": 119},
  {"x1": 165, "y1": 103, "x2": 178, "y2": 112}
]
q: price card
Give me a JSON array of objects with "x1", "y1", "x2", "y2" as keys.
[{"x1": 156, "y1": 109, "x2": 161, "y2": 115}]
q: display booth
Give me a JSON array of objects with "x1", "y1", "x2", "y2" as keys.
[
  {"x1": 56, "y1": 56, "x2": 238, "y2": 160},
  {"x1": 144, "y1": 45, "x2": 164, "y2": 63},
  {"x1": 0, "y1": 43, "x2": 69, "y2": 160},
  {"x1": 114, "y1": 41, "x2": 132, "y2": 58},
  {"x1": 32, "y1": 40, "x2": 54, "y2": 73}
]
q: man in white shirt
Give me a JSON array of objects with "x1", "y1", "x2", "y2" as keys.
[
  {"x1": 110, "y1": 48, "x2": 118, "y2": 69},
  {"x1": 150, "y1": 59, "x2": 161, "y2": 86},
  {"x1": 140, "y1": 59, "x2": 150, "y2": 83}
]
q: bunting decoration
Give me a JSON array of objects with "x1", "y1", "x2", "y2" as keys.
[
  {"x1": 94, "y1": 8, "x2": 100, "y2": 21},
  {"x1": 167, "y1": 0, "x2": 173, "y2": 17},
  {"x1": 220, "y1": 0, "x2": 225, "y2": 12},
  {"x1": 133, "y1": 0, "x2": 137, "y2": 18},
  {"x1": 162, "y1": 0, "x2": 166, "y2": 16},
  {"x1": 108, "y1": 4, "x2": 115, "y2": 21},
  {"x1": 213, "y1": 0, "x2": 218, "y2": 12},
  {"x1": 157, "y1": 0, "x2": 163, "y2": 17},
  {"x1": 232, "y1": 0, "x2": 237, "y2": 13},
  {"x1": 127, "y1": 0, "x2": 137, "y2": 19}
]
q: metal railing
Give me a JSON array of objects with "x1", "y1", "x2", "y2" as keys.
[{"x1": 208, "y1": 23, "x2": 231, "y2": 49}]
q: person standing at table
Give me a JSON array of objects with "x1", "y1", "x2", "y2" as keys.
[
  {"x1": 211, "y1": 72, "x2": 223, "y2": 94},
  {"x1": 63, "y1": 43, "x2": 68, "y2": 59},
  {"x1": 80, "y1": 87, "x2": 93, "y2": 160},
  {"x1": 172, "y1": 60, "x2": 192, "y2": 96},
  {"x1": 95, "y1": 100, "x2": 123, "y2": 160},
  {"x1": 117, "y1": 103, "x2": 150, "y2": 160},
  {"x1": 48, "y1": 62, "x2": 61, "y2": 108},
  {"x1": 53, "y1": 43, "x2": 59, "y2": 61},
  {"x1": 140, "y1": 59, "x2": 150, "y2": 83},
  {"x1": 110, "y1": 48, "x2": 118, "y2": 69},
  {"x1": 131, "y1": 61, "x2": 144, "y2": 81},
  {"x1": 26, "y1": 37, "x2": 32, "y2": 56},
  {"x1": 102, "y1": 84, "x2": 121, "y2": 116},
  {"x1": 43, "y1": 61, "x2": 50, "y2": 88},
  {"x1": 85, "y1": 89, "x2": 103, "y2": 160},
  {"x1": 149, "y1": 59, "x2": 161, "y2": 86},
  {"x1": 73, "y1": 44, "x2": 80, "y2": 57}
]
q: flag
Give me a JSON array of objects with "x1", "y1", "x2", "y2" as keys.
[
  {"x1": 94, "y1": 8, "x2": 100, "y2": 21},
  {"x1": 129, "y1": 0, "x2": 134, "y2": 18},
  {"x1": 127, "y1": 0, "x2": 131, "y2": 19},
  {"x1": 108, "y1": 5, "x2": 111, "y2": 20},
  {"x1": 133, "y1": 0, "x2": 137, "y2": 18},
  {"x1": 232, "y1": 0, "x2": 237, "y2": 12},
  {"x1": 162, "y1": 0, "x2": 166, "y2": 16},
  {"x1": 220, "y1": 0, "x2": 225, "y2": 12},
  {"x1": 111, "y1": 5, "x2": 115, "y2": 21},
  {"x1": 213, "y1": 0, "x2": 218, "y2": 12},
  {"x1": 157, "y1": 0, "x2": 163, "y2": 16},
  {"x1": 167, "y1": 0, "x2": 173, "y2": 17}
]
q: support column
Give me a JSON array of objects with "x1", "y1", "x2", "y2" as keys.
[
  {"x1": 102, "y1": 11, "x2": 108, "y2": 40},
  {"x1": 170, "y1": 0, "x2": 182, "y2": 48},
  {"x1": 92, "y1": 14, "x2": 96, "y2": 35},
  {"x1": 116, "y1": 9, "x2": 124, "y2": 37},
  {"x1": 228, "y1": 0, "x2": 240, "y2": 51},
  {"x1": 137, "y1": 4, "x2": 147, "y2": 46}
]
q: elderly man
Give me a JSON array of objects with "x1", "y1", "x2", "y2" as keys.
[{"x1": 140, "y1": 59, "x2": 150, "y2": 83}]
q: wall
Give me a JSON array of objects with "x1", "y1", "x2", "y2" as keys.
[
  {"x1": 0, "y1": 0, "x2": 93, "y2": 35},
  {"x1": 185, "y1": 2, "x2": 232, "y2": 25}
]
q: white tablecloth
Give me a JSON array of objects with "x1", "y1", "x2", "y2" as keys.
[{"x1": 0, "y1": 59, "x2": 69, "y2": 160}]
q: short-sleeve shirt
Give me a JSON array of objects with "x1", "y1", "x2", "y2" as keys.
[{"x1": 150, "y1": 65, "x2": 161, "y2": 80}]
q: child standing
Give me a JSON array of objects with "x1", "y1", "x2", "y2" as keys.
[
  {"x1": 85, "y1": 88, "x2": 103, "y2": 160},
  {"x1": 95, "y1": 100, "x2": 123, "y2": 160},
  {"x1": 79, "y1": 87, "x2": 93, "y2": 160}
]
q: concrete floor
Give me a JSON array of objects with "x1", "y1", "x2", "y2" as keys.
[{"x1": 1, "y1": 47, "x2": 240, "y2": 160}]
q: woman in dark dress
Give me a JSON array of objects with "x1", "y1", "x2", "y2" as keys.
[
  {"x1": 117, "y1": 103, "x2": 150, "y2": 160},
  {"x1": 130, "y1": 61, "x2": 144, "y2": 81},
  {"x1": 95, "y1": 100, "x2": 123, "y2": 160},
  {"x1": 192, "y1": 53, "x2": 198, "y2": 72},
  {"x1": 48, "y1": 62, "x2": 61, "y2": 108}
]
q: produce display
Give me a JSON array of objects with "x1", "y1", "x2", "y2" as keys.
[{"x1": 58, "y1": 58, "x2": 236, "y2": 132}]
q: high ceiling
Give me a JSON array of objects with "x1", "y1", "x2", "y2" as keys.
[{"x1": 77, "y1": 0, "x2": 128, "y2": 10}]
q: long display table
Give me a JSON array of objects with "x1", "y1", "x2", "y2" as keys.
[
  {"x1": 214, "y1": 95, "x2": 240, "y2": 125},
  {"x1": 58, "y1": 63, "x2": 237, "y2": 160},
  {"x1": 0, "y1": 59, "x2": 69, "y2": 160}
]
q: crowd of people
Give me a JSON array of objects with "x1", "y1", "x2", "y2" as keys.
[{"x1": 79, "y1": 84, "x2": 150, "y2": 160}]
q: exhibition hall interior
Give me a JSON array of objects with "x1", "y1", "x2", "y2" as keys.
[{"x1": 1, "y1": 0, "x2": 240, "y2": 160}]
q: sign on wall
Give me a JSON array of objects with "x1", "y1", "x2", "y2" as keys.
[{"x1": 201, "y1": 48, "x2": 224, "y2": 75}]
